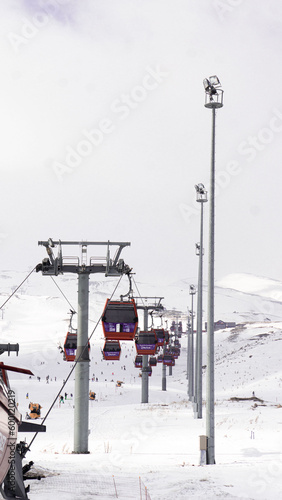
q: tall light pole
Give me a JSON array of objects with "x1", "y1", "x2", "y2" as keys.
[
  {"x1": 203, "y1": 76, "x2": 224, "y2": 464},
  {"x1": 186, "y1": 314, "x2": 190, "y2": 381},
  {"x1": 194, "y1": 184, "x2": 207, "y2": 419},
  {"x1": 188, "y1": 284, "x2": 196, "y2": 401}
]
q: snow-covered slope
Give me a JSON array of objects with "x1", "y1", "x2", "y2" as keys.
[{"x1": 0, "y1": 270, "x2": 281, "y2": 499}]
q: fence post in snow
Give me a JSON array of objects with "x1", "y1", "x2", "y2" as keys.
[
  {"x1": 139, "y1": 476, "x2": 142, "y2": 500},
  {"x1": 112, "y1": 475, "x2": 118, "y2": 498}
]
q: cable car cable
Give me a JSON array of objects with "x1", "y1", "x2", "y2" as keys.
[
  {"x1": 132, "y1": 276, "x2": 146, "y2": 307},
  {"x1": 0, "y1": 266, "x2": 36, "y2": 310},
  {"x1": 50, "y1": 277, "x2": 109, "y2": 328},
  {"x1": 27, "y1": 274, "x2": 124, "y2": 451},
  {"x1": 149, "y1": 310, "x2": 154, "y2": 329},
  {"x1": 49, "y1": 276, "x2": 76, "y2": 312}
]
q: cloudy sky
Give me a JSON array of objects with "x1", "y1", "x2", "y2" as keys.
[{"x1": 1, "y1": 1, "x2": 282, "y2": 291}]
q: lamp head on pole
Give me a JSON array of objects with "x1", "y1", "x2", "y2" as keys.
[
  {"x1": 195, "y1": 183, "x2": 208, "y2": 203},
  {"x1": 203, "y1": 75, "x2": 224, "y2": 108}
]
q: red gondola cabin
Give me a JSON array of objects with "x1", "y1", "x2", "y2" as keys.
[
  {"x1": 64, "y1": 332, "x2": 77, "y2": 362},
  {"x1": 64, "y1": 333, "x2": 90, "y2": 362},
  {"x1": 134, "y1": 355, "x2": 143, "y2": 368},
  {"x1": 154, "y1": 328, "x2": 166, "y2": 347},
  {"x1": 135, "y1": 330, "x2": 157, "y2": 355},
  {"x1": 102, "y1": 340, "x2": 121, "y2": 361},
  {"x1": 149, "y1": 356, "x2": 157, "y2": 367},
  {"x1": 102, "y1": 299, "x2": 138, "y2": 341},
  {"x1": 163, "y1": 354, "x2": 174, "y2": 366}
]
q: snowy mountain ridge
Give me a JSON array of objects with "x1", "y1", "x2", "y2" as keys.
[{"x1": 1, "y1": 269, "x2": 282, "y2": 325}]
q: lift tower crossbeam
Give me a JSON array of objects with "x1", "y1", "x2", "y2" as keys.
[{"x1": 37, "y1": 239, "x2": 131, "y2": 454}]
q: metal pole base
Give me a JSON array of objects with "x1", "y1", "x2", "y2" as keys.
[
  {"x1": 162, "y1": 363, "x2": 166, "y2": 391},
  {"x1": 206, "y1": 437, "x2": 216, "y2": 465},
  {"x1": 199, "y1": 449, "x2": 207, "y2": 466},
  {"x1": 141, "y1": 356, "x2": 149, "y2": 403},
  {"x1": 74, "y1": 360, "x2": 90, "y2": 453},
  {"x1": 72, "y1": 451, "x2": 90, "y2": 454}
]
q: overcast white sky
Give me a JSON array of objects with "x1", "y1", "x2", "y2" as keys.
[{"x1": 1, "y1": 1, "x2": 282, "y2": 290}]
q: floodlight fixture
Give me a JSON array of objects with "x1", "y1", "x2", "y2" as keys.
[
  {"x1": 203, "y1": 75, "x2": 221, "y2": 92},
  {"x1": 204, "y1": 75, "x2": 224, "y2": 108},
  {"x1": 209, "y1": 75, "x2": 221, "y2": 87},
  {"x1": 195, "y1": 183, "x2": 208, "y2": 203},
  {"x1": 194, "y1": 184, "x2": 201, "y2": 193},
  {"x1": 195, "y1": 183, "x2": 206, "y2": 195},
  {"x1": 203, "y1": 78, "x2": 210, "y2": 91}
]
